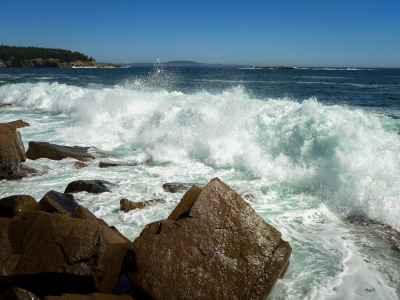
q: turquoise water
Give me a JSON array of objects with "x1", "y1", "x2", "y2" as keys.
[{"x1": 1, "y1": 67, "x2": 400, "y2": 299}]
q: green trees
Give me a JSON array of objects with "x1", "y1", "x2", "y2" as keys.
[{"x1": 0, "y1": 45, "x2": 95, "y2": 62}]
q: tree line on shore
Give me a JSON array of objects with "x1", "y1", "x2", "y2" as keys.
[{"x1": 0, "y1": 45, "x2": 95, "y2": 63}]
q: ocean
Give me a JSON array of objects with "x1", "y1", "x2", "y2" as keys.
[{"x1": 1, "y1": 66, "x2": 400, "y2": 299}]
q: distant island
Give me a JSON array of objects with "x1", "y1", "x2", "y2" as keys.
[
  {"x1": 0, "y1": 45, "x2": 120, "y2": 68},
  {"x1": 120, "y1": 60, "x2": 249, "y2": 68}
]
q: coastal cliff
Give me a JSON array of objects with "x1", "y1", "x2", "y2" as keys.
[{"x1": 0, "y1": 58, "x2": 120, "y2": 68}]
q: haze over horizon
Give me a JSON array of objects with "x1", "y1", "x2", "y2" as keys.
[{"x1": 1, "y1": 0, "x2": 399, "y2": 68}]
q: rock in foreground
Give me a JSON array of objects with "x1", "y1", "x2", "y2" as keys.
[
  {"x1": 0, "y1": 195, "x2": 42, "y2": 218},
  {"x1": 0, "y1": 211, "x2": 130, "y2": 296},
  {"x1": 26, "y1": 141, "x2": 95, "y2": 162},
  {"x1": 0, "y1": 123, "x2": 26, "y2": 167},
  {"x1": 124, "y1": 178, "x2": 291, "y2": 300}
]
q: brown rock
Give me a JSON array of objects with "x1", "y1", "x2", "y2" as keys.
[
  {"x1": 124, "y1": 178, "x2": 291, "y2": 300},
  {"x1": 42, "y1": 293, "x2": 134, "y2": 300},
  {"x1": 39, "y1": 190, "x2": 78, "y2": 215},
  {"x1": 0, "y1": 123, "x2": 26, "y2": 167},
  {"x1": 0, "y1": 104, "x2": 12, "y2": 109},
  {"x1": 8, "y1": 120, "x2": 30, "y2": 129},
  {"x1": 74, "y1": 161, "x2": 88, "y2": 169},
  {"x1": 64, "y1": 180, "x2": 113, "y2": 194},
  {"x1": 120, "y1": 198, "x2": 166, "y2": 213},
  {"x1": 0, "y1": 211, "x2": 130, "y2": 296},
  {"x1": 0, "y1": 195, "x2": 42, "y2": 218},
  {"x1": 26, "y1": 141, "x2": 95, "y2": 162},
  {"x1": 0, "y1": 287, "x2": 39, "y2": 300},
  {"x1": 71, "y1": 205, "x2": 109, "y2": 227},
  {"x1": 162, "y1": 182, "x2": 205, "y2": 193}
]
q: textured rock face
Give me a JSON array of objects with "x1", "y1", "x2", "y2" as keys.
[
  {"x1": 39, "y1": 190, "x2": 79, "y2": 215},
  {"x1": 0, "y1": 123, "x2": 26, "y2": 166},
  {"x1": 0, "y1": 211, "x2": 130, "y2": 296},
  {"x1": 120, "y1": 198, "x2": 166, "y2": 212},
  {"x1": 0, "y1": 287, "x2": 39, "y2": 300},
  {"x1": 64, "y1": 180, "x2": 113, "y2": 194},
  {"x1": 42, "y1": 293, "x2": 134, "y2": 300},
  {"x1": 0, "y1": 195, "x2": 42, "y2": 218},
  {"x1": 125, "y1": 178, "x2": 291, "y2": 300},
  {"x1": 26, "y1": 141, "x2": 95, "y2": 161}
]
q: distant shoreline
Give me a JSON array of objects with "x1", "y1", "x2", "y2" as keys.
[{"x1": 0, "y1": 58, "x2": 120, "y2": 69}]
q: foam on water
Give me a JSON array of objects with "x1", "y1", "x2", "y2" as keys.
[
  {"x1": 2, "y1": 82, "x2": 400, "y2": 230},
  {"x1": 1, "y1": 79, "x2": 400, "y2": 299}
]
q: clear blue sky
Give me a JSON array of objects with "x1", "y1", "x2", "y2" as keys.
[{"x1": 1, "y1": 0, "x2": 399, "y2": 68}]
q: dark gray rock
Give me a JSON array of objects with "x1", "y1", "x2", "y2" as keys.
[
  {"x1": 64, "y1": 180, "x2": 113, "y2": 194},
  {"x1": 0, "y1": 287, "x2": 39, "y2": 300},
  {"x1": 39, "y1": 190, "x2": 78, "y2": 215}
]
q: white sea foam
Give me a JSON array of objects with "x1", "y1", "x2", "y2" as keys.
[{"x1": 1, "y1": 82, "x2": 400, "y2": 232}]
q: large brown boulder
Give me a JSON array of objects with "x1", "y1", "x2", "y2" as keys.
[
  {"x1": 0, "y1": 195, "x2": 42, "y2": 218},
  {"x1": 8, "y1": 120, "x2": 30, "y2": 129},
  {"x1": 0, "y1": 123, "x2": 26, "y2": 167},
  {"x1": 39, "y1": 190, "x2": 79, "y2": 215},
  {"x1": 124, "y1": 178, "x2": 291, "y2": 300},
  {"x1": 26, "y1": 142, "x2": 95, "y2": 162},
  {"x1": 0, "y1": 211, "x2": 130, "y2": 297}
]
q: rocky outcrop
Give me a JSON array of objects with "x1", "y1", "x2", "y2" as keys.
[
  {"x1": 39, "y1": 190, "x2": 78, "y2": 215},
  {"x1": 0, "y1": 123, "x2": 26, "y2": 166},
  {"x1": 120, "y1": 198, "x2": 166, "y2": 213},
  {"x1": 0, "y1": 210, "x2": 130, "y2": 296},
  {"x1": 162, "y1": 182, "x2": 205, "y2": 193},
  {"x1": 26, "y1": 141, "x2": 95, "y2": 162},
  {"x1": 8, "y1": 120, "x2": 30, "y2": 129},
  {"x1": 0, "y1": 104, "x2": 12, "y2": 109},
  {"x1": 0, "y1": 59, "x2": 121, "y2": 68},
  {"x1": 0, "y1": 195, "x2": 42, "y2": 218},
  {"x1": 64, "y1": 180, "x2": 114, "y2": 194},
  {"x1": 124, "y1": 178, "x2": 291, "y2": 300}
]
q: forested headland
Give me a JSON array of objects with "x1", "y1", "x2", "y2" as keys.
[
  {"x1": 0, "y1": 45, "x2": 120, "y2": 68},
  {"x1": 0, "y1": 45, "x2": 94, "y2": 63}
]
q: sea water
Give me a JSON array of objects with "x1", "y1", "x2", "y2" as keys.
[{"x1": 1, "y1": 66, "x2": 400, "y2": 299}]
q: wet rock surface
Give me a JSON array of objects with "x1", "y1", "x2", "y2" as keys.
[
  {"x1": 125, "y1": 178, "x2": 291, "y2": 300},
  {"x1": 120, "y1": 198, "x2": 166, "y2": 212},
  {"x1": 64, "y1": 180, "x2": 114, "y2": 194},
  {"x1": 8, "y1": 120, "x2": 30, "y2": 129},
  {"x1": 0, "y1": 195, "x2": 42, "y2": 218},
  {"x1": 0, "y1": 287, "x2": 39, "y2": 300},
  {"x1": 26, "y1": 141, "x2": 95, "y2": 162},
  {"x1": 162, "y1": 182, "x2": 205, "y2": 193},
  {"x1": 0, "y1": 211, "x2": 130, "y2": 297},
  {"x1": 39, "y1": 190, "x2": 79, "y2": 215},
  {"x1": 0, "y1": 123, "x2": 26, "y2": 167}
]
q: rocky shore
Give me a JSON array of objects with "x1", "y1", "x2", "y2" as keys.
[
  {"x1": 0, "y1": 59, "x2": 120, "y2": 68},
  {"x1": 0, "y1": 112, "x2": 292, "y2": 300}
]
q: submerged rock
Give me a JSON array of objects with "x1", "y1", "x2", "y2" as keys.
[
  {"x1": 26, "y1": 141, "x2": 95, "y2": 162},
  {"x1": 39, "y1": 190, "x2": 79, "y2": 215},
  {"x1": 0, "y1": 104, "x2": 12, "y2": 109},
  {"x1": 64, "y1": 180, "x2": 113, "y2": 194},
  {"x1": 124, "y1": 178, "x2": 291, "y2": 300},
  {"x1": 120, "y1": 198, "x2": 166, "y2": 213},
  {"x1": 0, "y1": 195, "x2": 42, "y2": 218},
  {"x1": 0, "y1": 211, "x2": 130, "y2": 296}
]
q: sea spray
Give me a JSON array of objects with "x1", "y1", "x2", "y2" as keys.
[{"x1": 1, "y1": 82, "x2": 400, "y2": 231}]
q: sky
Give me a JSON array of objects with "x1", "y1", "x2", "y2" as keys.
[{"x1": 1, "y1": 0, "x2": 399, "y2": 68}]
